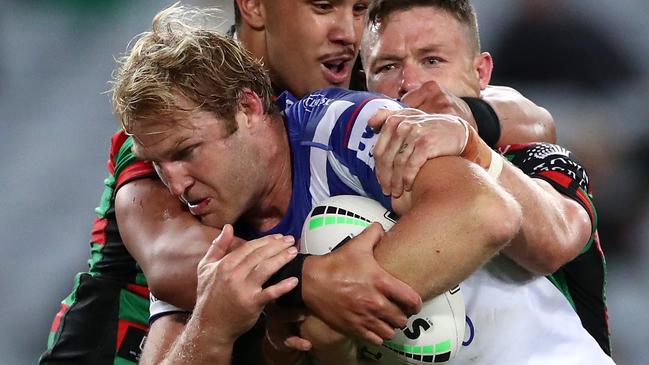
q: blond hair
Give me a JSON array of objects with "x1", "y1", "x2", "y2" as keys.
[{"x1": 111, "y1": 3, "x2": 275, "y2": 135}]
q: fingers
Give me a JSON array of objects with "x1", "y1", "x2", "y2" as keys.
[
  {"x1": 246, "y1": 243, "x2": 298, "y2": 285},
  {"x1": 400, "y1": 86, "x2": 428, "y2": 110},
  {"x1": 361, "y1": 329, "x2": 388, "y2": 346},
  {"x1": 284, "y1": 336, "x2": 312, "y2": 352},
  {"x1": 389, "y1": 125, "x2": 419, "y2": 198},
  {"x1": 235, "y1": 236, "x2": 296, "y2": 279},
  {"x1": 221, "y1": 234, "x2": 293, "y2": 272},
  {"x1": 367, "y1": 108, "x2": 395, "y2": 131},
  {"x1": 401, "y1": 142, "x2": 431, "y2": 192},
  {"x1": 372, "y1": 115, "x2": 399, "y2": 194},
  {"x1": 198, "y1": 224, "x2": 235, "y2": 268},
  {"x1": 259, "y1": 277, "x2": 299, "y2": 304},
  {"x1": 353, "y1": 223, "x2": 385, "y2": 252},
  {"x1": 378, "y1": 275, "x2": 423, "y2": 317},
  {"x1": 401, "y1": 80, "x2": 444, "y2": 113}
]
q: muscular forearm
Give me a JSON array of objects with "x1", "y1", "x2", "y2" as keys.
[
  {"x1": 116, "y1": 178, "x2": 217, "y2": 309},
  {"x1": 381, "y1": 157, "x2": 522, "y2": 300},
  {"x1": 497, "y1": 164, "x2": 592, "y2": 275},
  {"x1": 159, "y1": 315, "x2": 235, "y2": 365},
  {"x1": 482, "y1": 85, "x2": 556, "y2": 145}
]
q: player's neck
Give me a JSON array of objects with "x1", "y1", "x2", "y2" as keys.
[
  {"x1": 245, "y1": 118, "x2": 292, "y2": 232},
  {"x1": 237, "y1": 24, "x2": 266, "y2": 63}
]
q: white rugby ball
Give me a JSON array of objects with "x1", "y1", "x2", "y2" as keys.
[{"x1": 300, "y1": 195, "x2": 465, "y2": 364}]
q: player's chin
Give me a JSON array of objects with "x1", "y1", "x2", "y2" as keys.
[{"x1": 199, "y1": 213, "x2": 229, "y2": 229}]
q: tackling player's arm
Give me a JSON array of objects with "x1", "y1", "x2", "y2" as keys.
[
  {"x1": 480, "y1": 85, "x2": 556, "y2": 145},
  {"x1": 301, "y1": 156, "x2": 522, "y2": 337},
  {"x1": 497, "y1": 143, "x2": 594, "y2": 274},
  {"x1": 115, "y1": 177, "x2": 219, "y2": 310},
  {"x1": 496, "y1": 158, "x2": 591, "y2": 275},
  {"x1": 369, "y1": 107, "x2": 590, "y2": 275},
  {"x1": 399, "y1": 81, "x2": 556, "y2": 146},
  {"x1": 378, "y1": 156, "x2": 522, "y2": 297}
]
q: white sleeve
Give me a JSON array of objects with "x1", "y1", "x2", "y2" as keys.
[{"x1": 149, "y1": 292, "x2": 190, "y2": 324}]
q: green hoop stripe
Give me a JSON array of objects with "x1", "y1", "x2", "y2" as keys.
[
  {"x1": 383, "y1": 338, "x2": 451, "y2": 355},
  {"x1": 308, "y1": 215, "x2": 370, "y2": 230},
  {"x1": 382, "y1": 339, "x2": 453, "y2": 363}
]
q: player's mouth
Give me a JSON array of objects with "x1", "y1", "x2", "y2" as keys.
[
  {"x1": 187, "y1": 197, "x2": 211, "y2": 216},
  {"x1": 320, "y1": 54, "x2": 353, "y2": 85}
]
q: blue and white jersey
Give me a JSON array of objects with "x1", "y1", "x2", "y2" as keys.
[
  {"x1": 151, "y1": 88, "x2": 613, "y2": 364},
  {"x1": 244, "y1": 88, "x2": 613, "y2": 365},
  {"x1": 243, "y1": 88, "x2": 403, "y2": 241}
]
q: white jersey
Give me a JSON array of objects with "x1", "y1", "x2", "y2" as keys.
[{"x1": 453, "y1": 254, "x2": 613, "y2": 364}]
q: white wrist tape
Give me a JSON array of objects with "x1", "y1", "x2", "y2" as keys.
[
  {"x1": 459, "y1": 119, "x2": 470, "y2": 155},
  {"x1": 487, "y1": 150, "x2": 504, "y2": 179}
]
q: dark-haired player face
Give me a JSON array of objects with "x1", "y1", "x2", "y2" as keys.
[{"x1": 262, "y1": 0, "x2": 370, "y2": 97}]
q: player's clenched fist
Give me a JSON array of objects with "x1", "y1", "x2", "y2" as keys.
[{"x1": 193, "y1": 224, "x2": 299, "y2": 343}]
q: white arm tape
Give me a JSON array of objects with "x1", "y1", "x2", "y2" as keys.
[
  {"x1": 487, "y1": 149, "x2": 504, "y2": 179},
  {"x1": 149, "y1": 293, "x2": 190, "y2": 324}
]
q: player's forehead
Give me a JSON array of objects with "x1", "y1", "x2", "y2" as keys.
[
  {"x1": 368, "y1": 7, "x2": 467, "y2": 57},
  {"x1": 129, "y1": 126, "x2": 186, "y2": 162}
]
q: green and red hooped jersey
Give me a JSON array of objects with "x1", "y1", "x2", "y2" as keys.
[
  {"x1": 500, "y1": 143, "x2": 610, "y2": 355},
  {"x1": 87, "y1": 130, "x2": 156, "y2": 292},
  {"x1": 43, "y1": 131, "x2": 156, "y2": 364}
]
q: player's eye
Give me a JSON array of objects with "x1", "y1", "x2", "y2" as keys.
[
  {"x1": 353, "y1": 1, "x2": 369, "y2": 16},
  {"x1": 312, "y1": 1, "x2": 333, "y2": 12},
  {"x1": 424, "y1": 57, "x2": 442, "y2": 66},
  {"x1": 172, "y1": 145, "x2": 198, "y2": 161},
  {"x1": 375, "y1": 63, "x2": 397, "y2": 74}
]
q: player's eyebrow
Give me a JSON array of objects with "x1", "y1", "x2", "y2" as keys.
[
  {"x1": 131, "y1": 136, "x2": 190, "y2": 162},
  {"x1": 370, "y1": 53, "x2": 403, "y2": 68},
  {"x1": 412, "y1": 43, "x2": 447, "y2": 58}
]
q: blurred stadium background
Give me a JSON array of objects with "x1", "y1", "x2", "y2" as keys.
[{"x1": 0, "y1": 0, "x2": 646, "y2": 363}]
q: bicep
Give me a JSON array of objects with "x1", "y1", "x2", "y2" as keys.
[
  {"x1": 534, "y1": 178, "x2": 592, "y2": 253},
  {"x1": 482, "y1": 85, "x2": 556, "y2": 144},
  {"x1": 114, "y1": 177, "x2": 206, "y2": 268},
  {"x1": 115, "y1": 178, "x2": 219, "y2": 308}
]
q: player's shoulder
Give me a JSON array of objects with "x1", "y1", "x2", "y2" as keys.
[
  {"x1": 280, "y1": 88, "x2": 400, "y2": 119},
  {"x1": 499, "y1": 142, "x2": 581, "y2": 172},
  {"x1": 500, "y1": 142, "x2": 590, "y2": 192},
  {"x1": 106, "y1": 129, "x2": 156, "y2": 191},
  {"x1": 108, "y1": 130, "x2": 136, "y2": 165}
]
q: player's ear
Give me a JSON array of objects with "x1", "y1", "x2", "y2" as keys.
[
  {"x1": 474, "y1": 52, "x2": 493, "y2": 91},
  {"x1": 236, "y1": 0, "x2": 265, "y2": 30},
  {"x1": 237, "y1": 88, "x2": 266, "y2": 129}
]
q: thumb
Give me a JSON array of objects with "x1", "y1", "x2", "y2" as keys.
[
  {"x1": 202, "y1": 224, "x2": 235, "y2": 265},
  {"x1": 400, "y1": 87, "x2": 427, "y2": 109},
  {"x1": 368, "y1": 108, "x2": 394, "y2": 131},
  {"x1": 354, "y1": 222, "x2": 385, "y2": 252}
]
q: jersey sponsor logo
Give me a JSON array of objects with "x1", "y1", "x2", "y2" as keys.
[{"x1": 303, "y1": 93, "x2": 334, "y2": 112}]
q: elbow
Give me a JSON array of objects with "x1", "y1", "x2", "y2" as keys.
[
  {"x1": 476, "y1": 190, "x2": 523, "y2": 252},
  {"x1": 145, "y1": 264, "x2": 172, "y2": 301},
  {"x1": 531, "y1": 251, "x2": 567, "y2": 276},
  {"x1": 529, "y1": 246, "x2": 576, "y2": 276},
  {"x1": 537, "y1": 106, "x2": 557, "y2": 143}
]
